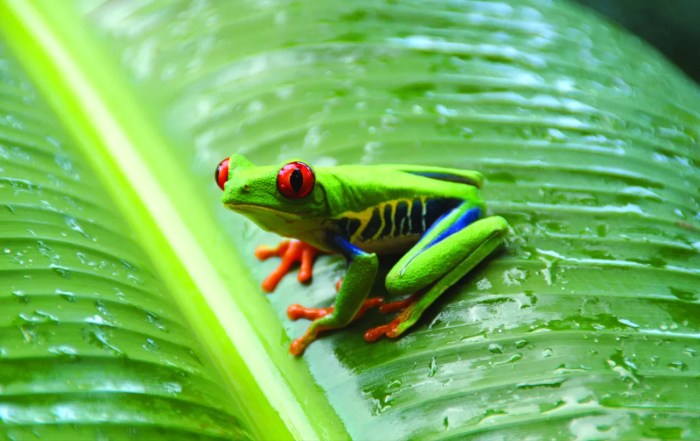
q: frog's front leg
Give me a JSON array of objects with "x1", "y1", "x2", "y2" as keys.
[
  {"x1": 289, "y1": 236, "x2": 378, "y2": 356},
  {"x1": 366, "y1": 205, "x2": 509, "y2": 341},
  {"x1": 254, "y1": 239, "x2": 320, "y2": 292}
]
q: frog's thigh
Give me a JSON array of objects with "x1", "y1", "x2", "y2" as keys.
[{"x1": 386, "y1": 216, "x2": 509, "y2": 295}]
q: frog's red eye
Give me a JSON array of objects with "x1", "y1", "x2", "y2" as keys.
[
  {"x1": 277, "y1": 161, "x2": 314, "y2": 199},
  {"x1": 215, "y1": 158, "x2": 230, "y2": 190}
]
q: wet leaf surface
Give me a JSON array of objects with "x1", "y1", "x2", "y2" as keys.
[
  {"x1": 1, "y1": 0, "x2": 699, "y2": 439},
  {"x1": 0, "y1": 44, "x2": 249, "y2": 439}
]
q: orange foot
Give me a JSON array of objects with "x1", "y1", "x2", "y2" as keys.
[
  {"x1": 287, "y1": 297, "x2": 384, "y2": 321},
  {"x1": 287, "y1": 297, "x2": 384, "y2": 356},
  {"x1": 364, "y1": 293, "x2": 423, "y2": 342},
  {"x1": 255, "y1": 240, "x2": 319, "y2": 292}
]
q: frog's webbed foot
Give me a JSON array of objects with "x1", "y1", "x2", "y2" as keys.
[
  {"x1": 287, "y1": 277, "x2": 384, "y2": 355},
  {"x1": 287, "y1": 297, "x2": 384, "y2": 321},
  {"x1": 288, "y1": 297, "x2": 384, "y2": 355},
  {"x1": 364, "y1": 293, "x2": 424, "y2": 342},
  {"x1": 287, "y1": 277, "x2": 383, "y2": 321},
  {"x1": 254, "y1": 239, "x2": 319, "y2": 292}
]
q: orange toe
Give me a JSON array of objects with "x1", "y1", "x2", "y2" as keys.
[{"x1": 256, "y1": 240, "x2": 320, "y2": 292}]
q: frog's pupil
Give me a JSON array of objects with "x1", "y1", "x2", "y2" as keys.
[{"x1": 290, "y1": 168, "x2": 303, "y2": 192}]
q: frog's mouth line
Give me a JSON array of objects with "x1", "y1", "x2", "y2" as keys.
[{"x1": 224, "y1": 203, "x2": 304, "y2": 220}]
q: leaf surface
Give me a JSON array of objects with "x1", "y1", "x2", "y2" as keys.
[{"x1": 1, "y1": 0, "x2": 699, "y2": 439}]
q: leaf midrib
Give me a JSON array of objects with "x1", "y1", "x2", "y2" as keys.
[{"x1": 0, "y1": 1, "x2": 346, "y2": 439}]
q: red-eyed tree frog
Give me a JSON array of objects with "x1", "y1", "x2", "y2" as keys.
[{"x1": 216, "y1": 154, "x2": 509, "y2": 355}]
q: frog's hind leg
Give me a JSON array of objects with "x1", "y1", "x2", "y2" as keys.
[{"x1": 365, "y1": 205, "x2": 509, "y2": 341}]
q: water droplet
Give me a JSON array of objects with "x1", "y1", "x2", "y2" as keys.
[
  {"x1": 506, "y1": 353, "x2": 523, "y2": 363},
  {"x1": 56, "y1": 289, "x2": 76, "y2": 302},
  {"x1": 143, "y1": 338, "x2": 160, "y2": 353},
  {"x1": 36, "y1": 241, "x2": 59, "y2": 262},
  {"x1": 363, "y1": 387, "x2": 394, "y2": 416},
  {"x1": 435, "y1": 104, "x2": 457, "y2": 117},
  {"x1": 617, "y1": 318, "x2": 639, "y2": 328},
  {"x1": 546, "y1": 128, "x2": 567, "y2": 142},
  {"x1": 94, "y1": 301, "x2": 112, "y2": 317},
  {"x1": 606, "y1": 350, "x2": 639, "y2": 383},
  {"x1": 542, "y1": 348, "x2": 554, "y2": 358},
  {"x1": 460, "y1": 127, "x2": 474, "y2": 138},
  {"x1": 539, "y1": 399, "x2": 566, "y2": 413},
  {"x1": 503, "y1": 267, "x2": 527, "y2": 286},
  {"x1": 48, "y1": 345, "x2": 79, "y2": 360},
  {"x1": 361, "y1": 141, "x2": 382, "y2": 163},
  {"x1": 126, "y1": 271, "x2": 144, "y2": 285},
  {"x1": 54, "y1": 154, "x2": 75, "y2": 174},
  {"x1": 81, "y1": 326, "x2": 124, "y2": 357},
  {"x1": 667, "y1": 361, "x2": 687, "y2": 371},
  {"x1": 380, "y1": 114, "x2": 399, "y2": 131},
  {"x1": 386, "y1": 379, "x2": 402, "y2": 389},
  {"x1": 146, "y1": 311, "x2": 168, "y2": 332},
  {"x1": 12, "y1": 290, "x2": 29, "y2": 304},
  {"x1": 162, "y1": 382, "x2": 182, "y2": 395},
  {"x1": 84, "y1": 315, "x2": 110, "y2": 326},
  {"x1": 479, "y1": 408, "x2": 506, "y2": 423},
  {"x1": 76, "y1": 252, "x2": 91, "y2": 266},
  {"x1": 113, "y1": 287, "x2": 127, "y2": 301},
  {"x1": 516, "y1": 378, "x2": 566, "y2": 389},
  {"x1": 246, "y1": 99, "x2": 264, "y2": 114},
  {"x1": 18, "y1": 310, "x2": 59, "y2": 324},
  {"x1": 64, "y1": 216, "x2": 92, "y2": 239},
  {"x1": 488, "y1": 343, "x2": 504, "y2": 354},
  {"x1": 302, "y1": 125, "x2": 324, "y2": 149},
  {"x1": 188, "y1": 349, "x2": 203, "y2": 366},
  {"x1": 515, "y1": 339, "x2": 529, "y2": 349},
  {"x1": 119, "y1": 259, "x2": 135, "y2": 270},
  {"x1": 476, "y1": 277, "x2": 492, "y2": 290},
  {"x1": 9, "y1": 248, "x2": 26, "y2": 265},
  {"x1": 50, "y1": 264, "x2": 72, "y2": 279},
  {"x1": 275, "y1": 85, "x2": 294, "y2": 100},
  {"x1": 428, "y1": 356, "x2": 438, "y2": 377}
]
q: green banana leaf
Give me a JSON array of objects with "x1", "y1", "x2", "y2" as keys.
[{"x1": 1, "y1": 0, "x2": 698, "y2": 439}]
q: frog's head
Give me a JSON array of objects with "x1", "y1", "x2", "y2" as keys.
[{"x1": 216, "y1": 154, "x2": 330, "y2": 233}]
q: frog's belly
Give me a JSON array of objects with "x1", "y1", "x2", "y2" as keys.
[{"x1": 352, "y1": 234, "x2": 421, "y2": 255}]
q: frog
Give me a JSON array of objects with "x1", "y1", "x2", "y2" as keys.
[{"x1": 216, "y1": 154, "x2": 509, "y2": 355}]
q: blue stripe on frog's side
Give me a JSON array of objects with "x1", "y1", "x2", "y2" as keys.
[
  {"x1": 332, "y1": 235, "x2": 365, "y2": 259},
  {"x1": 395, "y1": 201, "x2": 409, "y2": 235},
  {"x1": 426, "y1": 206, "x2": 481, "y2": 250},
  {"x1": 381, "y1": 204, "x2": 394, "y2": 237}
]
